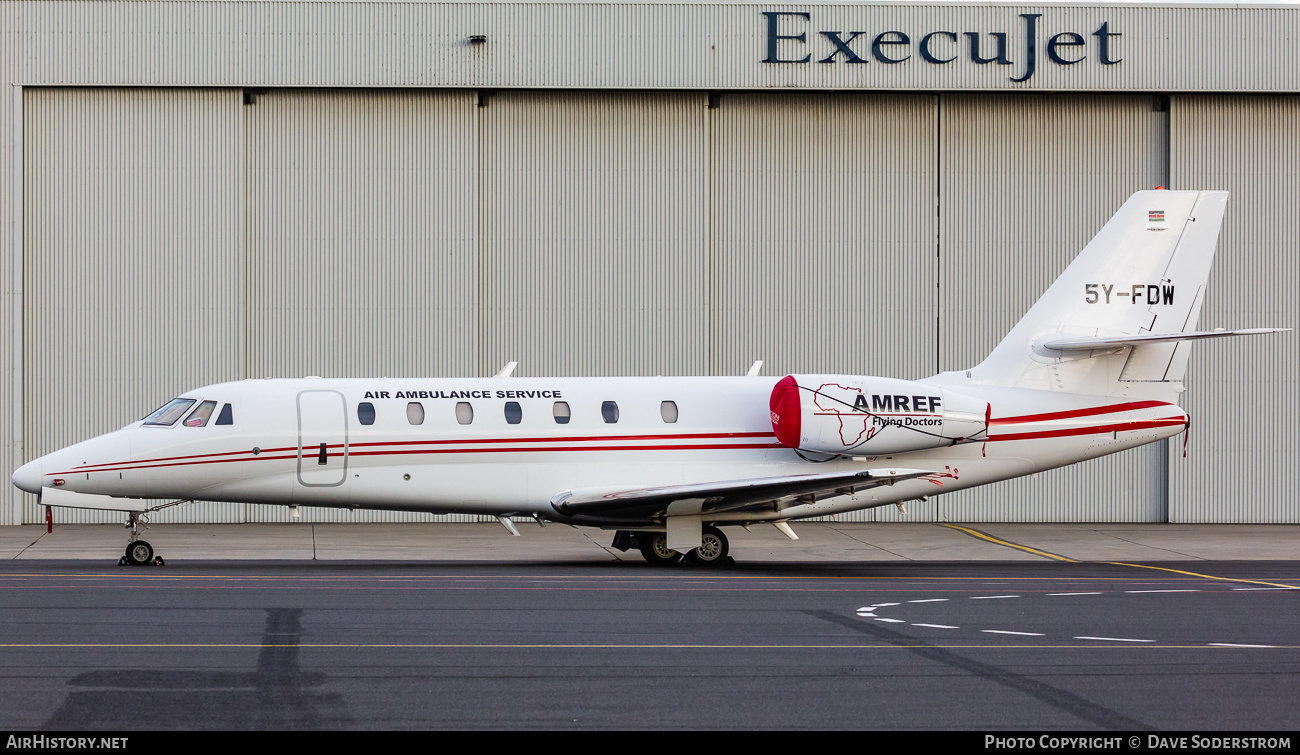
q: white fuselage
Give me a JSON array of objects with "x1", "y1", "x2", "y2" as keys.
[{"x1": 16, "y1": 375, "x2": 1188, "y2": 525}]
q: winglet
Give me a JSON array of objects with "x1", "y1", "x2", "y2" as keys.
[{"x1": 495, "y1": 361, "x2": 518, "y2": 378}]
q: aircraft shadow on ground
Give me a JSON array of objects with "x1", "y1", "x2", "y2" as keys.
[{"x1": 44, "y1": 608, "x2": 349, "y2": 730}]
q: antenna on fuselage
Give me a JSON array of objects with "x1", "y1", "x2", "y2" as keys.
[
  {"x1": 495, "y1": 361, "x2": 518, "y2": 378},
  {"x1": 497, "y1": 516, "x2": 521, "y2": 537},
  {"x1": 746, "y1": 360, "x2": 763, "y2": 376}
]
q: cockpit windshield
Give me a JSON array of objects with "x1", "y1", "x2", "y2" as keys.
[
  {"x1": 142, "y1": 398, "x2": 197, "y2": 427},
  {"x1": 183, "y1": 400, "x2": 217, "y2": 427}
]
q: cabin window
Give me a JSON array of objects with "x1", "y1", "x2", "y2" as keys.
[
  {"x1": 406, "y1": 402, "x2": 425, "y2": 425},
  {"x1": 215, "y1": 403, "x2": 233, "y2": 425},
  {"x1": 455, "y1": 402, "x2": 474, "y2": 425},
  {"x1": 358, "y1": 402, "x2": 376, "y2": 426},
  {"x1": 504, "y1": 401, "x2": 522, "y2": 425},
  {"x1": 660, "y1": 401, "x2": 679, "y2": 423},
  {"x1": 553, "y1": 401, "x2": 571, "y2": 424},
  {"x1": 601, "y1": 401, "x2": 619, "y2": 423},
  {"x1": 143, "y1": 398, "x2": 196, "y2": 427},
  {"x1": 183, "y1": 400, "x2": 217, "y2": 428}
]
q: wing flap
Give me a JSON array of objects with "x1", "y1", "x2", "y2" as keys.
[{"x1": 550, "y1": 468, "x2": 935, "y2": 521}]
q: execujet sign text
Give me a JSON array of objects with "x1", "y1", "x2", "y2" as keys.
[{"x1": 762, "y1": 12, "x2": 1122, "y2": 82}]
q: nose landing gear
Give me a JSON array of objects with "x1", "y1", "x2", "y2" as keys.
[{"x1": 118, "y1": 512, "x2": 164, "y2": 567}]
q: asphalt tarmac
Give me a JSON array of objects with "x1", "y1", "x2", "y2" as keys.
[{"x1": 0, "y1": 542, "x2": 1297, "y2": 729}]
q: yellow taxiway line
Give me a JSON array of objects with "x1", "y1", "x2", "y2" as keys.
[
  {"x1": 0, "y1": 642, "x2": 1295, "y2": 650},
  {"x1": 939, "y1": 523, "x2": 1298, "y2": 589}
]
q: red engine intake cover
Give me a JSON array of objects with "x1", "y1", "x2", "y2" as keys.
[{"x1": 769, "y1": 375, "x2": 802, "y2": 448}]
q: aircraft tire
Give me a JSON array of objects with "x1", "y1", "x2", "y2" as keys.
[
  {"x1": 638, "y1": 533, "x2": 682, "y2": 565},
  {"x1": 125, "y1": 540, "x2": 154, "y2": 567},
  {"x1": 685, "y1": 527, "x2": 729, "y2": 567}
]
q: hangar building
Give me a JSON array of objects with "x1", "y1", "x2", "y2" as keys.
[{"x1": 1, "y1": 1, "x2": 1296, "y2": 525}]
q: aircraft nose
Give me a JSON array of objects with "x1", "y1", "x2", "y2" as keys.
[{"x1": 12, "y1": 458, "x2": 44, "y2": 494}]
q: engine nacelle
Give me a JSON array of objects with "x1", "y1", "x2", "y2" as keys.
[{"x1": 770, "y1": 374, "x2": 989, "y2": 455}]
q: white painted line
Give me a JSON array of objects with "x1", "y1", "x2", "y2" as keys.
[
  {"x1": 874, "y1": 618, "x2": 905, "y2": 623},
  {"x1": 908, "y1": 599, "x2": 949, "y2": 603},
  {"x1": 1232, "y1": 587, "x2": 1292, "y2": 591},
  {"x1": 971, "y1": 595, "x2": 1020, "y2": 600},
  {"x1": 1047, "y1": 592, "x2": 1103, "y2": 596},
  {"x1": 1124, "y1": 589, "x2": 1198, "y2": 593},
  {"x1": 1074, "y1": 636, "x2": 1155, "y2": 643},
  {"x1": 1208, "y1": 643, "x2": 1276, "y2": 648},
  {"x1": 856, "y1": 607, "x2": 875, "y2": 613},
  {"x1": 912, "y1": 623, "x2": 960, "y2": 629},
  {"x1": 982, "y1": 630, "x2": 1045, "y2": 636},
  {"x1": 855, "y1": 611, "x2": 876, "y2": 618},
  {"x1": 871, "y1": 603, "x2": 900, "y2": 607}
]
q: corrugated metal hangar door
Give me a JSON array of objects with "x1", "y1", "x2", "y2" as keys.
[
  {"x1": 927, "y1": 94, "x2": 1172, "y2": 523},
  {"x1": 1169, "y1": 96, "x2": 1300, "y2": 523},
  {"x1": 23, "y1": 88, "x2": 246, "y2": 524},
  {"x1": 708, "y1": 93, "x2": 938, "y2": 381},
  {"x1": 243, "y1": 90, "x2": 480, "y2": 382},
  {"x1": 477, "y1": 91, "x2": 709, "y2": 379}
]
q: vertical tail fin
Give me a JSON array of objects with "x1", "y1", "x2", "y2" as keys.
[{"x1": 968, "y1": 190, "x2": 1228, "y2": 398}]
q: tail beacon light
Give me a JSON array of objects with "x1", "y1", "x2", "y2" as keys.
[{"x1": 770, "y1": 375, "x2": 989, "y2": 455}]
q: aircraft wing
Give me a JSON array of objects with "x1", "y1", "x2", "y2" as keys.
[{"x1": 550, "y1": 467, "x2": 935, "y2": 522}]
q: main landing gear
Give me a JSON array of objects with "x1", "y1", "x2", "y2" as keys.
[
  {"x1": 613, "y1": 527, "x2": 731, "y2": 567},
  {"x1": 638, "y1": 532, "x2": 683, "y2": 565},
  {"x1": 686, "y1": 527, "x2": 729, "y2": 567},
  {"x1": 118, "y1": 512, "x2": 164, "y2": 567}
]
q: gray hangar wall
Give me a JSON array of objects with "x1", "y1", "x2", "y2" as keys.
[{"x1": 12, "y1": 86, "x2": 1297, "y2": 525}]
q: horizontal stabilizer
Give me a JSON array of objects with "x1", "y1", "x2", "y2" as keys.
[
  {"x1": 41, "y1": 486, "x2": 151, "y2": 513},
  {"x1": 1041, "y1": 327, "x2": 1290, "y2": 352},
  {"x1": 551, "y1": 468, "x2": 935, "y2": 521}
]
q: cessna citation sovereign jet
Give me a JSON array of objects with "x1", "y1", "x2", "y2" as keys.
[{"x1": 12, "y1": 190, "x2": 1289, "y2": 566}]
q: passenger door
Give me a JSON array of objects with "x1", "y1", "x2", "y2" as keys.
[{"x1": 296, "y1": 390, "x2": 348, "y2": 486}]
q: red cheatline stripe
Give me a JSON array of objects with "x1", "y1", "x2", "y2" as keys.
[
  {"x1": 812, "y1": 412, "x2": 940, "y2": 418},
  {"x1": 65, "y1": 431, "x2": 776, "y2": 473},
  {"x1": 48, "y1": 442, "x2": 786, "y2": 476},
  {"x1": 348, "y1": 431, "x2": 775, "y2": 449},
  {"x1": 50, "y1": 453, "x2": 301, "y2": 475},
  {"x1": 69, "y1": 445, "x2": 299, "y2": 472},
  {"x1": 988, "y1": 417, "x2": 1186, "y2": 442},
  {"x1": 989, "y1": 401, "x2": 1172, "y2": 426},
  {"x1": 349, "y1": 443, "x2": 784, "y2": 458}
]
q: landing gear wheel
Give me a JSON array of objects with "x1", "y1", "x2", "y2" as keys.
[
  {"x1": 638, "y1": 533, "x2": 683, "y2": 565},
  {"x1": 125, "y1": 540, "x2": 154, "y2": 567},
  {"x1": 686, "y1": 527, "x2": 729, "y2": 567}
]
